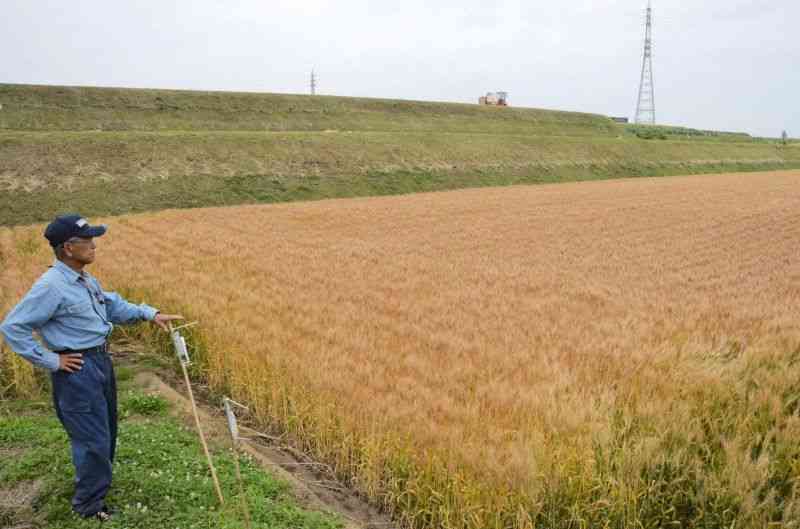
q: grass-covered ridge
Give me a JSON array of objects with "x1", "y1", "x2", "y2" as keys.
[
  {"x1": 0, "y1": 83, "x2": 617, "y2": 136},
  {"x1": 1, "y1": 83, "x2": 799, "y2": 226}
]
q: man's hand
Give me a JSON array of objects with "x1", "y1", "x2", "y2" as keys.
[
  {"x1": 58, "y1": 353, "x2": 84, "y2": 373},
  {"x1": 153, "y1": 313, "x2": 184, "y2": 332}
]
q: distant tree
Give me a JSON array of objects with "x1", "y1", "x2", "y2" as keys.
[{"x1": 782, "y1": 130, "x2": 789, "y2": 145}]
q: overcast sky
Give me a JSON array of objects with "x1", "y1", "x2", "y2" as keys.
[{"x1": 2, "y1": 0, "x2": 797, "y2": 137}]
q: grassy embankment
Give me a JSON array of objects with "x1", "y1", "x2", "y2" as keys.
[{"x1": 1, "y1": 83, "x2": 799, "y2": 226}]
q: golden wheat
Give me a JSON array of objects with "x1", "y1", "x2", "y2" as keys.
[{"x1": 2, "y1": 170, "x2": 800, "y2": 527}]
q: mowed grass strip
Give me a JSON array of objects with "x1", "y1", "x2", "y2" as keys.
[{"x1": 3, "y1": 171, "x2": 800, "y2": 527}]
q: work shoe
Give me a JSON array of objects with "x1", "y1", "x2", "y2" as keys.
[{"x1": 89, "y1": 505, "x2": 116, "y2": 522}]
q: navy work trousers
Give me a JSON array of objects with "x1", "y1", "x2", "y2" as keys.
[{"x1": 50, "y1": 350, "x2": 117, "y2": 517}]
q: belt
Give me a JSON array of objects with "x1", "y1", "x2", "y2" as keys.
[{"x1": 54, "y1": 343, "x2": 108, "y2": 356}]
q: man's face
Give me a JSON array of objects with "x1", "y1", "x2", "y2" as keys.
[{"x1": 63, "y1": 237, "x2": 96, "y2": 264}]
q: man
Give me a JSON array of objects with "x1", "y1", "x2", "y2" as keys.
[{"x1": 0, "y1": 214, "x2": 183, "y2": 522}]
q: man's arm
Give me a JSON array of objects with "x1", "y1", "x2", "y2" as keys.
[
  {"x1": 102, "y1": 290, "x2": 159, "y2": 324},
  {"x1": 0, "y1": 280, "x2": 62, "y2": 372},
  {"x1": 102, "y1": 288, "x2": 183, "y2": 330}
]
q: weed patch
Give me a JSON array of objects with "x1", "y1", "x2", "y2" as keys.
[{"x1": 120, "y1": 390, "x2": 169, "y2": 417}]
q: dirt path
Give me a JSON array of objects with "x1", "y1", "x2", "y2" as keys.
[{"x1": 122, "y1": 350, "x2": 397, "y2": 529}]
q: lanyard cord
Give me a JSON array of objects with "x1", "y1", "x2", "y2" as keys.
[{"x1": 78, "y1": 276, "x2": 111, "y2": 329}]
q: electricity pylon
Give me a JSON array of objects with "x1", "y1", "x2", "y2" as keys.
[{"x1": 635, "y1": 1, "x2": 656, "y2": 125}]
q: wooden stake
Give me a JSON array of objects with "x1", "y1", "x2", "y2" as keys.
[
  {"x1": 231, "y1": 441, "x2": 253, "y2": 529},
  {"x1": 224, "y1": 397, "x2": 253, "y2": 529},
  {"x1": 170, "y1": 323, "x2": 225, "y2": 506}
]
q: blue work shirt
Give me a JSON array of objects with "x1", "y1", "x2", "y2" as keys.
[{"x1": 0, "y1": 260, "x2": 158, "y2": 372}]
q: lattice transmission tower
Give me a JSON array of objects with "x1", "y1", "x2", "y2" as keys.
[
  {"x1": 635, "y1": 1, "x2": 656, "y2": 125},
  {"x1": 310, "y1": 69, "x2": 317, "y2": 95}
]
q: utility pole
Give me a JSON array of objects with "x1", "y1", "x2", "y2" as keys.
[
  {"x1": 310, "y1": 69, "x2": 317, "y2": 95},
  {"x1": 635, "y1": 1, "x2": 656, "y2": 125}
]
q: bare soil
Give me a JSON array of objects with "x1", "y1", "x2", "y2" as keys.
[{"x1": 0, "y1": 477, "x2": 43, "y2": 529}]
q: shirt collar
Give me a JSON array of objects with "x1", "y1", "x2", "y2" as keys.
[{"x1": 53, "y1": 259, "x2": 87, "y2": 283}]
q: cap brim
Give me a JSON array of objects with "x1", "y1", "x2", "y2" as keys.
[{"x1": 79, "y1": 224, "x2": 107, "y2": 238}]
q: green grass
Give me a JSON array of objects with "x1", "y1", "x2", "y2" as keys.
[
  {"x1": 625, "y1": 123, "x2": 750, "y2": 140},
  {"x1": 0, "y1": 83, "x2": 617, "y2": 136},
  {"x1": 0, "y1": 389, "x2": 343, "y2": 529},
  {"x1": 119, "y1": 389, "x2": 169, "y2": 417}
]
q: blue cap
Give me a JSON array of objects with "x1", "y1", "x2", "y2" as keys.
[{"x1": 44, "y1": 214, "x2": 107, "y2": 248}]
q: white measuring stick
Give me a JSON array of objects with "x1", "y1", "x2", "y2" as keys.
[{"x1": 168, "y1": 322, "x2": 225, "y2": 506}]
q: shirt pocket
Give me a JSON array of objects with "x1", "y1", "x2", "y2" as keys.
[{"x1": 66, "y1": 301, "x2": 92, "y2": 315}]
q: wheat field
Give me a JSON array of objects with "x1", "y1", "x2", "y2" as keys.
[{"x1": 2, "y1": 170, "x2": 800, "y2": 527}]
